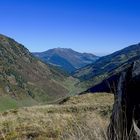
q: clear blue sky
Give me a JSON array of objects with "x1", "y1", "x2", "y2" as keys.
[{"x1": 0, "y1": 0, "x2": 140, "y2": 56}]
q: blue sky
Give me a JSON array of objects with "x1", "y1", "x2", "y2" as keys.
[{"x1": 0, "y1": 0, "x2": 140, "y2": 56}]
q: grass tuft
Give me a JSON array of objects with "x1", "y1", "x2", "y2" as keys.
[{"x1": 0, "y1": 93, "x2": 114, "y2": 140}]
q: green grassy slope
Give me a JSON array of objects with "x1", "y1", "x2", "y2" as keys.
[{"x1": 0, "y1": 34, "x2": 80, "y2": 108}]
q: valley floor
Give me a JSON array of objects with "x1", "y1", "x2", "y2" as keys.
[{"x1": 0, "y1": 93, "x2": 114, "y2": 140}]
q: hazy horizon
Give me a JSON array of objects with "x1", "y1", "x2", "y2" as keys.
[{"x1": 0, "y1": 0, "x2": 140, "y2": 56}]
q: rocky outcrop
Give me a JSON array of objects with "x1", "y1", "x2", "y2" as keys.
[{"x1": 108, "y1": 60, "x2": 140, "y2": 140}]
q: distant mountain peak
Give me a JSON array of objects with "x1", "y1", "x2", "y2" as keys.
[{"x1": 33, "y1": 48, "x2": 99, "y2": 73}]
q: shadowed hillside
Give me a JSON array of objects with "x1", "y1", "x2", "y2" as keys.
[{"x1": 74, "y1": 43, "x2": 140, "y2": 90}]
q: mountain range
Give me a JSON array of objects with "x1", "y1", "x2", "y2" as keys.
[
  {"x1": 0, "y1": 34, "x2": 140, "y2": 110},
  {"x1": 73, "y1": 43, "x2": 140, "y2": 91},
  {"x1": 33, "y1": 48, "x2": 99, "y2": 73}
]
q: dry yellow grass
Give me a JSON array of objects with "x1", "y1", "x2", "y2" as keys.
[{"x1": 0, "y1": 93, "x2": 114, "y2": 140}]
